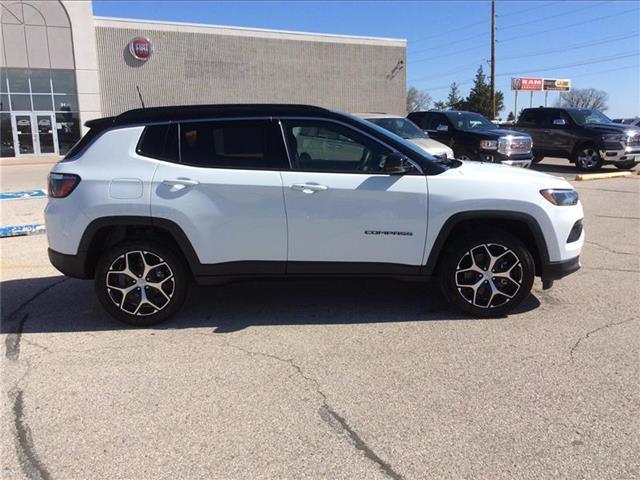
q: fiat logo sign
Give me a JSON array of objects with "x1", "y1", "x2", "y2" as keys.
[{"x1": 129, "y1": 37, "x2": 153, "y2": 61}]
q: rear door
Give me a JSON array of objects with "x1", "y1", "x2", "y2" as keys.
[
  {"x1": 149, "y1": 119, "x2": 289, "y2": 271},
  {"x1": 279, "y1": 118, "x2": 428, "y2": 272},
  {"x1": 517, "y1": 109, "x2": 548, "y2": 153}
]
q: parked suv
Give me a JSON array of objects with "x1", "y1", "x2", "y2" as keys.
[
  {"x1": 46, "y1": 104, "x2": 584, "y2": 325},
  {"x1": 354, "y1": 113, "x2": 454, "y2": 160},
  {"x1": 407, "y1": 110, "x2": 533, "y2": 167},
  {"x1": 514, "y1": 107, "x2": 640, "y2": 171}
]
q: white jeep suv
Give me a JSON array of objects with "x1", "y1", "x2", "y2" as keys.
[{"x1": 46, "y1": 104, "x2": 584, "y2": 325}]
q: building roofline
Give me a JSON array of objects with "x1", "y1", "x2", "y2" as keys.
[{"x1": 93, "y1": 15, "x2": 406, "y2": 46}]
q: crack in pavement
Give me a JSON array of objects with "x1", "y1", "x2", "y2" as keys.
[
  {"x1": 3, "y1": 278, "x2": 68, "y2": 361},
  {"x1": 569, "y1": 317, "x2": 637, "y2": 362},
  {"x1": 584, "y1": 241, "x2": 635, "y2": 256},
  {"x1": 9, "y1": 388, "x2": 51, "y2": 480},
  {"x1": 226, "y1": 343, "x2": 404, "y2": 480}
]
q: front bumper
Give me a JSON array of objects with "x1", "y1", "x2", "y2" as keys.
[
  {"x1": 480, "y1": 151, "x2": 533, "y2": 168},
  {"x1": 599, "y1": 146, "x2": 640, "y2": 164},
  {"x1": 541, "y1": 256, "x2": 581, "y2": 281}
]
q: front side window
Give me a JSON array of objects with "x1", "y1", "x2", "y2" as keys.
[
  {"x1": 567, "y1": 109, "x2": 611, "y2": 126},
  {"x1": 283, "y1": 120, "x2": 392, "y2": 173},
  {"x1": 178, "y1": 120, "x2": 287, "y2": 169}
]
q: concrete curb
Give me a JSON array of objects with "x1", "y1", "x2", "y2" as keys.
[
  {"x1": 0, "y1": 156, "x2": 61, "y2": 167},
  {"x1": 574, "y1": 171, "x2": 633, "y2": 181}
]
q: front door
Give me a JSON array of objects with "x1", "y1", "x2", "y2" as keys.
[
  {"x1": 11, "y1": 112, "x2": 58, "y2": 156},
  {"x1": 280, "y1": 119, "x2": 428, "y2": 272}
]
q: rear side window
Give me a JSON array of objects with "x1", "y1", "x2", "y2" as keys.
[
  {"x1": 137, "y1": 124, "x2": 179, "y2": 162},
  {"x1": 408, "y1": 113, "x2": 428, "y2": 129},
  {"x1": 518, "y1": 110, "x2": 539, "y2": 127},
  {"x1": 178, "y1": 120, "x2": 288, "y2": 169}
]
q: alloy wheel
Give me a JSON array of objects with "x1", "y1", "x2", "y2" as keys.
[
  {"x1": 576, "y1": 148, "x2": 600, "y2": 169},
  {"x1": 105, "y1": 250, "x2": 175, "y2": 316},
  {"x1": 455, "y1": 243, "x2": 523, "y2": 309}
]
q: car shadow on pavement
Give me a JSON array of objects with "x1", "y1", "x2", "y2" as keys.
[
  {"x1": 531, "y1": 161, "x2": 632, "y2": 176},
  {"x1": 0, "y1": 275, "x2": 541, "y2": 334}
]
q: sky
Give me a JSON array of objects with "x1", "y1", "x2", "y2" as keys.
[{"x1": 93, "y1": 0, "x2": 640, "y2": 118}]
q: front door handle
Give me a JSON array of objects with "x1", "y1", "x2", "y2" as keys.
[
  {"x1": 290, "y1": 183, "x2": 328, "y2": 194},
  {"x1": 162, "y1": 178, "x2": 199, "y2": 187}
]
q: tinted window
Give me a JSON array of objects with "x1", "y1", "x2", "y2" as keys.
[
  {"x1": 429, "y1": 114, "x2": 449, "y2": 131},
  {"x1": 283, "y1": 120, "x2": 392, "y2": 173},
  {"x1": 179, "y1": 120, "x2": 286, "y2": 169},
  {"x1": 137, "y1": 124, "x2": 179, "y2": 162},
  {"x1": 518, "y1": 109, "x2": 539, "y2": 127},
  {"x1": 408, "y1": 112, "x2": 430, "y2": 130}
]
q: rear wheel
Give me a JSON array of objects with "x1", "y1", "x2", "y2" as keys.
[
  {"x1": 438, "y1": 229, "x2": 535, "y2": 317},
  {"x1": 95, "y1": 241, "x2": 188, "y2": 326},
  {"x1": 573, "y1": 145, "x2": 603, "y2": 171},
  {"x1": 532, "y1": 155, "x2": 544, "y2": 164}
]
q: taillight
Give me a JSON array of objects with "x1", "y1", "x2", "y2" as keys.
[{"x1": 48, "y1": 173, "x2": 81, "y2": 198}]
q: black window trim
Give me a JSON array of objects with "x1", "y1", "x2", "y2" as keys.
[
  {"x1": 276, "y1": 116, "x2": 424, "y2": 175},
  {"x1": 135, "y1": 116, "x2": 290, "y2": 171}
]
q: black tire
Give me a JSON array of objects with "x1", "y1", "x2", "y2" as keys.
[
  {"x1": 455, "y1": 151, "x2": 477, "y2": 161},
  {"x1": 532, "y1": 155, "x2": 544, "y2": 164},
  {"x1": 615, "y1": 161, "x2": 637, "y2": 170},
  {"x1": 572, "y1": 144, "x2": 603, "y2": 171},
  {"x1": 438, "y1": 229, "x2": 535, "y2": 318},
  {"x1": 95, "y1": 241, "x2": 189, "y2": 326}
]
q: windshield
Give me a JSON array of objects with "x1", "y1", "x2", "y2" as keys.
[
  {"x1": 567, "y1": 109, "x2": 612, "y2": 125},
  {"x1": 367, "y1": 118, "x2": 427, "y2": 140},
  {"x1": 445, "y1": 112, "x2": 496, "y2": 131}
]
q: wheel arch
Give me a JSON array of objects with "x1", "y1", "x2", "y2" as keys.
[
  {"x1": 423, "y1": 211, "x2": 550, "y2": 277},
  {"x1": 78, "y1": 216, "x2": 201, "y2": 279}
]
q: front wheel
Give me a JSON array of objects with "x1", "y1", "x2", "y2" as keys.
[
  {"x1": 438, "y1": 230, "x2": 535, "y2": 317},
  {"x1": 615, "y1": 160, "x2": 637, "y2": 170},
  {"x1": 95, "y1": 241, "x2": 189, "y2": 326},
  {"x1": 573, "y1": 145, "x2": 603, "y2": 171},
  {"x1": 532, "y1": 155, "x2": 544, "y2": 164}
]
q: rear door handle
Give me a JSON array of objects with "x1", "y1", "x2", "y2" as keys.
[
  {"x1": 162, "y1": 178, "x2": 199, "y2": 187},
  {"x1": 290, "y1": 183, "x2": 328, "y2": 194}
]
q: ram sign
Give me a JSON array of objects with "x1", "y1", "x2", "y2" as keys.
[
  {"x1": 511, "y1": 77, "x2": 543, "y2": 91},
  {"x1": 512, "y1": 77, "x2": 572, "y2": 92}
]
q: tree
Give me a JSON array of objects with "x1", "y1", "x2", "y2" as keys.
[
  {"x1": 433, "y1": 100, "x2": 447, "y2": 110},
  {"x1": 446, "y1": 82, "x2": 464, "y2": 110},
  {"x1": 557, "y1": 88, "x2": 608, "y2": 111},
  {"x1": 463, "y1": 65, "x2": 504, "y2": 118},
  {"x1": 507, "y1": 111, "x2": 515, "y2": 122},
  {"x1": 406, "y1": 86, "x2": 432, "y2": 113}
]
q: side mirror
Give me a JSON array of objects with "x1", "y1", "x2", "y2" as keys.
[
  {"x1": 553, "y1": 118, "x2": 567, "y2": 126},
  {"x1": 384, "y1": 152, "x2": 413, "y2": 174},
  {"x1": 436, "y1": 124, "x2": 449, "y2": 132}
]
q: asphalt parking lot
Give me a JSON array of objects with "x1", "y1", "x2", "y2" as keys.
[{"x1": 1, "y1": 158, "x2": 639, "y2": 479}]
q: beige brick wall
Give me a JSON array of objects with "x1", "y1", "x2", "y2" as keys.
[{"x1": 94, "y1": 19, "x2": 406, "y2": 117}]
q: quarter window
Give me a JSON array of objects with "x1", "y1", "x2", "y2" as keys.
[
  {"x1": 282, "y1": 120, "x2": 392, "y2": 173},
  {"x1": 178, "y1": 120, "x2": 287, "y2": 169},
  {"x1": 137, "y1": 124, "x2": 179, "y2": 162}
]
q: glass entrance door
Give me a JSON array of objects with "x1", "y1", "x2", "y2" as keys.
[
  {"x1": 10, "y1": 112, "x2": 58, "y2": 156},
  {"x1": 12, "y1": 113, "x2": 35, "y2": 155},
  {"x1": 36, "y1": 114, "x2": 57, "y2": 154}
]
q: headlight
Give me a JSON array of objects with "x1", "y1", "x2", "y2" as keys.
[
  {"x1": 602, "y1": 134, "x2": 626, "y2": 142},
  {"x1": 480, "y1": 140, "x2": 498, "y2": 150},
  {"x1": 540, "y1": 189, "x2": 579, "y2": 206}
]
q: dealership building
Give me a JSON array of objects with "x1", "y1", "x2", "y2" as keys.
[{"x1": 0, "y1": 0, "x2": 406, "y2": 157}]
